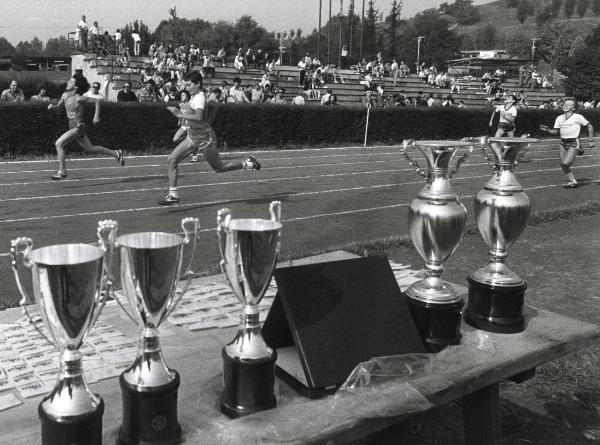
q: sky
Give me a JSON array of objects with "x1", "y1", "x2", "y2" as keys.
[{"x1": 0, "y1": 0, "x2": 492, "y2": 45}]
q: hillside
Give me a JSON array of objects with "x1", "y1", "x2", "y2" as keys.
[{"x1": 455, "y1": 0, "x2": 600, "y2": 38}]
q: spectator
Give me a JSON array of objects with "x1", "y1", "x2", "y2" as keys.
[
  {"x1": 84, "y1": 82, "x2": 105, "y2": 100},
  {"x1": 114, "y1": 29, "x2": 122, "y2": 53},
  {"x1": 218, "y1": 80, "x2": 230, "y2": 102},
  {"x1": 530, "y1": 68, "x2": 541, "y2": 89},
  {"x1": 117, "y1": 82, "x2": 139, "y2": 102},
  {"x1": 138, "y1": 79, "x2": 159, "y2": 102},
  {"x1": 542, "y1": 76, "x2": 553, "y2": 89},
  {"x1": 398, "y1": 61, "x2": 410, "y2": 78},
  {"x1": 291, "y1": 90, "x2": 305, "y2": 105},
  {"x1": 0, "y1": 80, "x2": 24, "y2": 102},
  {"x1": 298, "y1": 59, "x2": 306, "y2": 87},
  {"x1": 89, "y1": 21, "x2": 100, "y2": 50},
  {"x1": 321, "y1": 88, "x2": 334, "y2": 106},
  {"x1": 77, "y1": 15, "x2": 88, "y2": 51},
  {"x1": 457, "y1": 101, "x2": 465, "y2": 109},
  {"x1": 163, "y1": 86, "x2": 179, "y2": 103},
  {"x1": 132, "y1": 32, "x2": 141, "y2": 56},
  {"x1": 234, "y1": 52, "x2": 245, "y2": 72},
  {"x1": 340, "y1": 45, "x2": 348, "y2": 69},
  {"x1": 202, "y1": 51, "x2": 215, "y2": 78},
  {"x1": 251, "y1": 83, "x2": 264, "y2": 103},
  {"x1": 494, "y1": 68, "x2": 506, "y2": 82},
  {"x1": 228, "y1": 77, "x2": 249, "y2": 103},
  {"x1": 256, "y1": 49, "x2": 265, "y2": 69},
  {"x1": 270, "y1": 88, "x2": 286, "y2": 104},
  {"x1": 30, "y1": 87, "x2": 51, "y2": 102},
  {"x1": 207, "y1": 88, "x2": 222, "y2": 103},
  {"x1": 518, "y1": 64, "x2": 528, "y2": 87},
  {"x1": 215, "y1": 47, "x2": 226, "y2": 66}
]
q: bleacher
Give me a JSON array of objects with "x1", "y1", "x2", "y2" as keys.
[{"x1": 73, "y1": 54, "x2": 567, "y2": 107}]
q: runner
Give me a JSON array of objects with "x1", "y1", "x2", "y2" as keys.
[
  {"x1": 172, "y1": 89, "x2": 191, "y2": 145},
  {"x1": 159, "y1": 70, "x2": 260, "y2": 206},
  {"x1": 48, "y1": 74, "x2": 124, "y2": 180},
  {"x1": 540, "y1": 98, "x2": 595, "y2": 188},
  {"x1": 490, "y1": 95, "x2": 518, "y2": 137}
]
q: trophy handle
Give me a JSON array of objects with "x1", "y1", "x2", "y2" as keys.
[
  {"x1": 401, "y1": 139, "x2": 427, "y2": 179},
  {"x1": 477, "y1": 136, "x2": 499, "y2": 171},
  {"x1": 11, "y1": 237, "x2": 54, "y2": 346},
  {"x1": 269, "y1": 201, "x2": 281, "y2": 223},
  {"x1": 217, "y1": 208, "x2": 232, "y2": 269},
  {"x1": 91, "y1": 220, "x2": 119, "y2": 327},
  {"x1": 448, "y1": 143, "x2": 474, "y2": 179},
  {"x1": 165, "y1": 217, "x2": 200, "y2": 318}
]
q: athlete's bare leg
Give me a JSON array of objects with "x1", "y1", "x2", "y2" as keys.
[
  {"x1": 54, "y1": 128, "x2": 81, "y2": 175},
  {"x1": 202, "y1": 142, "x2": 245, "y2": 173},
  {"x1": 77, "y1": 135, "x2": 119, "y2": 159},
  {"x1": 167, "y1": 137, "x2": 196, "y2": 188},
  {"x1": 173, "y1": 127, "x2": 187, "y2": 143},
  {"x1": 560, "y1": 145, "x2": 578, "y2": 176}
]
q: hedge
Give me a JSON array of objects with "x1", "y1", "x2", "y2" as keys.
[{"x1": 2, "y1": 102, "x2": 600, "y2": 157}]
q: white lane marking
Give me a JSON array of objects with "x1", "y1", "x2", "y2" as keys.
[
  {"x1": 0, "y1": 144, "x2": 568, "y2": 175},
  {"x1": 0, "y1": 139, "x2": 565, "y2": 165},
  {"x1": 1, "y1": 163, "x2": 598, "y2": 224}
]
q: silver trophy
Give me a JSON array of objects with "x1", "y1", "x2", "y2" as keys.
[
  {"x1": 401, "y1": 140, "x2": 473, "y2": 350},
  {"x1": 114, "y1": 217, "x2": 199, "y2": 445},
  {"x1": 217, "y1": 201, "x2": 282, "y2": 418},
  {"x1": 11, "y1": 220, "x2": 118, "y2": 445},
  {"x1": 464, "y1": 136, "x2": 539, "y2": 333}
]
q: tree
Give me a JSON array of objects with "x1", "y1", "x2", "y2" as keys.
[
  {"x1": 537, "y1": 21, "x2": 579, "y2": 67},
  {"x1": 569, "y1": 35, "x2": 587, "y2": 55},
  {"x1": 506, "y1": 0, "x2": 520, "y2": 7},
  {"x1": 557, "y1": 47, "x2": 600, "y2": 100},
  {"x1": 439, "y1": 0, "x2": 481, "y2": 25},
  {"x1": 564, "y1": 0, "x2": 576, "y2": 18},
  {"x1": 576, "y1": 0, "x2": 591, "y2": 16},
  {"x1": 500, "y1": 32, "x2": 533, "y2": 58},
  {"x1": 362, "y1": 0, "x2": 382, "y2": 58},
  {"x1": 384, "y1": 0, "x2": 403, "y2": 58},
  {"x1": 551, "y1": 0, "x2": 564, "y2": 16},
  {"x1": 474, "y1": 24, "x2": 497, "y2": 49},
  {"x1": 44, "y1": 36, "x2": 69, "y2": 56},
  {"x1": 517, "y1": 0, "x2": 534, "y2": 23},
  {"x1": 536, "y1": 4, "x2": 555, "y2": 24},
  {"x1": 593, "y1": 0, "x2": 600, "y2": 15},
  {"x1": 30, "y1": 37, "x2": 44, "y2": 56},
  {"x1": 0, "y1": 37, "x2": 15, "y2": 55}
]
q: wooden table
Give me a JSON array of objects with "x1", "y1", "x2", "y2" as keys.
[{"x1": 1, "y1": 251, "x2": 599, "y2": 445}]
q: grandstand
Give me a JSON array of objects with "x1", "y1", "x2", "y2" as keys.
[{"x1": 72, "y1": 53, "x2": 567, "y2": 107}]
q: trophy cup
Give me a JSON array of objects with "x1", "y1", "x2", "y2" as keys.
[
  {"x1": 114, "y1": 217, "x2": 199, "y2": 445},
  {"x1": 401, "y1": 140, "x2": 473, "y2": 351},
  {"x1": 217, "y1": 201, "x2": 282, "y2": 418},
  {"x1": 11, "y1": 220, "x2": 118, "y2": 445},
  {"x1": 464, "y1": 136, "x2": 538, "y2": 333}
]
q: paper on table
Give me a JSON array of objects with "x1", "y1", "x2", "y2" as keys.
[{"x1": 0, "y1": 392, "x2": 22, "y2": 411}]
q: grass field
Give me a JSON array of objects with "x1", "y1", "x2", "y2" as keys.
[{"x1": 2, "y1": 139, "x2": 600, "y2": 443}]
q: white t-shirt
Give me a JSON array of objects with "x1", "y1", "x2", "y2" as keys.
[
  {"x1": 553, "y1": 113, "x2": 589, "y2": 139},
  {"x1": 292, "y1": 95, "x2": 305, "y2": 105},
  {"x1": 496, "y1": 104, "x2": 517, "y2": 124},
  {"x1": 131, "y1": 33, "x2": 141, "y2": 42},
  {"x1": 84, "y1": 91, "x2": 104, "y2": 100},
  {"x1": 115, "y1": 31, "x2": 122, "y2": 41},
  {"x1": 190, "y1": 91, "x2": 206, "y2": 111}
]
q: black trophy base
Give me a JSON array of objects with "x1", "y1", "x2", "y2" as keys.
[
  {"x1": 405, "y1": 295, "x2": 464, "y2": 353},
  {"x1": 118, "y1": 371, "x2": 181, "y2": 445},
  {"x1": 464, "y1": 277, "x2": 527, "y2": 334},
  {"x1": 39, "y1": 397, "x2": 104, "y2": 445},
  {"x1": 220, "y1": 348, "x2": 277, "y2": 418}
]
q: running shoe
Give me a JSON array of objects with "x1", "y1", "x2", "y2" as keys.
[
  {"x1": 116, "y1": 150, "x2": 126, "y2": 166},
  {"x1": 563, "y1": 181, "x2": 578, "y2": 188},
  {"x1": 158, "y1": 195, "x2": 180, "y2": 206},
  {"x1": 247, "y1": 155, "x2": 261, "y2": 170},
  {"x1": 51, "y1": 171, "x2": 68, "y2": 180},
  {"x1": 189, "y1": 154, "x2": 199, "y2": 163}
]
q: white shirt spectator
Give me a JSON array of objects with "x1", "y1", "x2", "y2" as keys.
[
  {"x1": 292, "y1": 95, "x2": 305, "y2": 105},
  {"x1": 114, "y1": 30, "x2": 122, "y2": 41},
  {"x1": 553, "y1": 113, "x2": 590, "y2": 139},
  {"x1": 131, "y1": 33, "x2": 141, "y2": 43},
  {"x1": 90, "y1": 23, "x2": 100, "y2": 36},
  {"x1": 78, "y1": 19, "x2": 88, "y2": 33},
  {"x1": 84, "y1": 90, "x2": 105, "y2": 100},
  {"x1": 321, "y1": 93, "x2": 332, "y2": 105}
]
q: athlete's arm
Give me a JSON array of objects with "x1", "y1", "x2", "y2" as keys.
[
  {"x1": 539, "y1": 125, "x2": 558, "y2": 135},
  {"x1": 586, "y1": 122, "x2": 595, "y2": 145},
  {"x1": 48, "y1": 94, "x2": 66, "y2": 110},
  {"x1": 169, "y1": 104, "x2": 204, "y2": 122},
  {"x1": 488, "y1": 108, "x2": 496, "y2": 127}
]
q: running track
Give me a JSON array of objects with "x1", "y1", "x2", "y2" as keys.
[{"x1": 1, "y1": 139, "x2": 598, "y2": 307}]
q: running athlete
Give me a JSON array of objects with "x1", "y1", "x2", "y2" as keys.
[
  {"x1": 158, "y1": 70, "x2": 260, "y2": 206},
  {"x1": 540, "y1": 98, "x2": 595, "y2": 188},
  {"x1": 48, "y1": 74, "x2": 125, "y2": 180},
  {"x1": 490, "y1": 95, "x2": 518, "y2": 137},
  {"x1": 173, "y1": 89, "x2": 191, "y2": 144}
]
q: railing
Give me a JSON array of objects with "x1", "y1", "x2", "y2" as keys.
[{"x1": 67, "y1": 32, "x2": 119, "y2": 56}]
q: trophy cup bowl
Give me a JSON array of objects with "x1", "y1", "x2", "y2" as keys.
[
  {"x1": 11, "y1": 220, "x2": 118, "y2": 445},
  {"x1": 114, "y1": 217, "x2": 199, "y2": 445},
  {"x1": 401, "y1": 140, "x2": 473, "y2": 351},
  {"x1": 217, "y1": 201, "x2": 282, "y2": 418},
  {"x1": 464, "y1": 136, "x2": 539, "y2": 333}
]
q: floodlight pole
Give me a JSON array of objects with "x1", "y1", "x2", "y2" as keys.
[
  {"x1": 328, "y1": 0, "x2": 332, "y2": 65},
  {"x1": 531, "y1": 38, "x2": 539, "y2": 61},
  {"x1": 318, "y1": 0, "x2": 322, "y2": 61},
  {"x1": 339, "y1": 0, "x2": 343, "y2": 67},
  {"x1": 359, "y1": 0, "x2": 365, "y2": 61},
  {"x1": 416, "y1": 36, "x2": 425, "y2": 72}
]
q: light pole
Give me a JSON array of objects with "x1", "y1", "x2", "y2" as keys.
[
  {"x1": 416, "y1": 36, "x2": 425, "y2": 72},
  {"x1": 318, "y1": 0, "x2": 322, "y2": 61},
  {"x1": 339, "y1": 0, "x2": 343, "y2": 67},
  {"x1": 531, "y1": 38, "x2": 539, "y2": 61}
]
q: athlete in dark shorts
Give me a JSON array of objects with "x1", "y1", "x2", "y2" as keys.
[
  {"x1": 158, "y1": 70, "x2": 260, "y2": 206},
  {"x1": 48, "y1": 74, "x2": 124, "y2": 180},
  {"x1": 540, "y1": 99, "x2": 595, "y2": 188}
]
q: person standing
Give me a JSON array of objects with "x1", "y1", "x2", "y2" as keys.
[
  {"x1": 114, "y1": 29, "x2": 122, "y2": 54},
  {"x1": 340, "y1": 45, "x2": 348, "y2": 69},
  {"x1": 539, "y1": 98, "x2": 595, "y2": 188},
  {"x1": 47, "y1": 74, "x2": 124, "y2": 180},
  {"x1": 159, "y1": 71, "x2": 261, "y2": 206},
  {"x1": 297, "y1": 59, "x2": 306, "y2": 87},
  {"x1": 77, "y1": 15, "x2": 88, "y2": 51},
  {"x1": 131, "y1": 32, "x2": 141, "y2": 56}
]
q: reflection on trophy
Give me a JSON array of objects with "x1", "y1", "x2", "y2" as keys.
[
  {"x1": 115, "y1": 217, "x2": 199, "y2": 445},
  {"x1": 464, "y1": 137, "x2": 538, "y2": 333},
  {"x1": 217, "y1": 201, "x2": 282, "y2": 418},
  {"x1": 11, "y1": 220, "x2": 118, "y2": 445},
  {"x1": 401, "y1": 140, "x2": 473, "y2": 351}
]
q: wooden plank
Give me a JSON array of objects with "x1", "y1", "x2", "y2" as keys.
[{"x1": 463, "y1": 383, "x2": 501, "y2": 445}]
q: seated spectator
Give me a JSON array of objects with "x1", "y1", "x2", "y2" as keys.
[
  {"x1": 398, "y1": 61, "x2": 410, "y2": 78},
  {"x1": 84, "y1": 82, "x2": 105, "y2": 100},
  {"x1": 321, "y1": 88, "x2": 335, "y2": 106},
  {"x1": 270, "y1": 88, "x2": 286, "y2": 104},
  {"x1": 583, "y1": 100, "x2": 594, "y2": 109},
  {"x1": 243, "y1": 84, "x2": 253, "y2": 102},
  {"x1": 494, "y1": 68, "x2": 506, "y2": 82},
  {"x1": 457, "y1": 101, "x2": 465, "y2": 109},
  {"x1": 291, "y1": 90, "x2": 305, "y2": 105},
  {"x1": 260, "y1": 71, "x2": 271, "y2": 88},
  {"x1": 228, "y1": 77, "x2": 249, "y2": 103},
  {"x1": 442, "y1": 95, "x2": 454, "y2": 107},
  {"x1": 418, "y1": 67, "x2": 428, "y2": 83},
  {"x1": 0, "y1": 80, "x2": 24, "y2": 102},
  {"x1": 251, "y1": 83, "x2": 264, "y2": 103},
  {"x1": 449, "y1": 76, "x2": 460, "y2": 93},
  {"x1": 117, "y1": 82, "x2": 139, "y2": 102},
  {"x1": 215, "y1": 47, "x2": 226, "y2": 66},
  {"x1": 207, "y1": 88, "x2": 222, "y2": 103},
  {"x1": 530, "y1": 68, "x2": 542, "y2": 89},
  {"x1": 542, "y1": 76, "x2": 553, "y2": 89},
  {"x1": 202, "y1": 51, "x2": 215, "y2": 78},
  {"x1": 234, "y1": 53, "x2": 245, "y2": 72},
  {"x1": 481, "y1": 71, "x2": 493, "y2": 81},
  {"x1": 218, "y1": 80, "x2": 230, "y2": 102},
  {"x1": 30, "y1": 87, "x2": 51, "y2": 102},
  {"x1": 163, "y1": 86, "x2": 179, "y2": 103},
  {"x1": 138, "y1": 79, "x2": 159, "y2": 102}
]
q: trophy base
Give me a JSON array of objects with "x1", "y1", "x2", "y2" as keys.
[
  {"x1": 220, "y1": 348, "x2": 277, "y2": 418},
  {"x1": 464, "y1": 277, "x2": 527, "y2": 334},
  {"x1": 405, "y1": 294, "x2": 464, "y2": 352},
  {"x1": 39, "y1": 397, "x2": 104, "y2": 445},
  {"x1": 118, "y1": 371, "x2": 182, "y2": 445}
]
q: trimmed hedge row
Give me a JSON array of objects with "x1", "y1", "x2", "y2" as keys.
[{"x1": 2, "y1": 102, "x2": 600, "y2": 157}]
